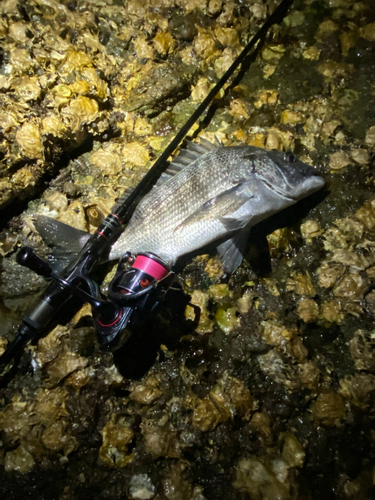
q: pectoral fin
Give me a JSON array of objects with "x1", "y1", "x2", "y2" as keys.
[
  {"x1": 174, "y1": 182, "x2": 254, "y2": 232},
  {"x1": 217, "y1": 231, "x2": 249, "y2": 273}
]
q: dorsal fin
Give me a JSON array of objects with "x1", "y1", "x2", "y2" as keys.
[
  {"x1": 111, "y1": 186, "x2": 135, "y2": 213},
  {"x1": 153, "y1": 137, "x2": 221, "y2": 189}
]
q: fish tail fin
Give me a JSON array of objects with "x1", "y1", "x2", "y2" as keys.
[{"x1": 33, "y1": 215, "x2": 91, "y2": 272}]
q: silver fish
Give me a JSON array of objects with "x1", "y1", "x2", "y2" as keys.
[{"x1": 108, "y1": 139, "x2": 325, "y2": 273}]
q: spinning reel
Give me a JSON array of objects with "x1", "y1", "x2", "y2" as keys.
[{"x1": 17, "y1": 247, "x2": 174, "y2": 351}]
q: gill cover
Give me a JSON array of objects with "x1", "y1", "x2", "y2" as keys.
[{"x1": 108, "y1": 252, "x2": 170, "y2": 304}]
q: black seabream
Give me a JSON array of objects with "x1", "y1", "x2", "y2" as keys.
[
  {"x1": 35, "y1": 139, "x2": 325, "y2": 274},
  {"x1": 107, "y1": 139, "x2": 325, "y2": 273}
]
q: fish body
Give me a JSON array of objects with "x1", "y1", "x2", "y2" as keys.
[
  {"x1": 34, "y1": 140, "x2": 324, "y2": 274},
  {"x1": 109, "y1": 140, "x2": 325, "y2": 272}
]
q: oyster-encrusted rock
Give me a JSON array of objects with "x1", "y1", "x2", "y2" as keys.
[
  {"x1": 339, "y1": 373, "x2": 375, "y2": 409},
  {"x1": 329, "y1": 151, "x2": 351, "y2": 171},
  {"x1": 233, "y1": 458, "x2": 289, "y2": 500},
  {"x1": 297, "y1": 298, "x2": 319, "y2": 323},
  {"x1": 310, "y1": 392, "x2": 346, "y2": 426},
  {"x1": 99, "y1": 418, "x2": 134, "y2": 468},
  {"x1": 16, "y1": 122, "x2": 44, "y2": 160},
  {"x1": 281, "y1": 434, "x2": 306, "y2": 468},
  {"x1": 185, "y1": 289, "x2": 214, "y2": 334},
  {"x1": 349, "y1": 330, "x2": 375, "y2": 372},
  {"x1": 4, "y1": 446, "x2": 35, "y2": 474},
  {"x1": 1, "y1": 1, "x2": 375, "y2": 496},
  {"x1": 130, "y1": 374, "x2": 163, "y2": 405}
]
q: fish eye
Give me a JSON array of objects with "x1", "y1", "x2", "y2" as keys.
[{"x1": 286, "y1": 153, "x2": 295, "y2": 163}]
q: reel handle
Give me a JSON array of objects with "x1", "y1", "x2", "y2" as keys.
[{"x1": 17, "y1": 247, "x2": 53, "y2": 279}]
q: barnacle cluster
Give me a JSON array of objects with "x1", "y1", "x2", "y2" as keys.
[{"x1": 1, "y1": 0, "x2": 375, "y2": 499}]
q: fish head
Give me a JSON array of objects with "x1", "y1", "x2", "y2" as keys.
[{"x1": 245, "y1": 149, "x2": 325, "y2": 201}]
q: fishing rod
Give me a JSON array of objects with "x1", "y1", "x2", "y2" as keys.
[{"x1": 0, "y1": 0, "x2": 294, "y2": 378}]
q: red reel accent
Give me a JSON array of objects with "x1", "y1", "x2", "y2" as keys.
[{"x1": 132, "y1": 254, "x2": 169, "y2": 280}]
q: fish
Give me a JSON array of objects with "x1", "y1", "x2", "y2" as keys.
[
  {"x1": 107, "y1": 138, "x2": 324, "y2": 272},
  {"x1": 34, "y1": 138, "x2": 325, "y2": 274}
]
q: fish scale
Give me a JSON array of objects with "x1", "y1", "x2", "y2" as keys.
[
  {"x1": 110, "y1": 147, "x2": 249, "y2": 261},
  {"x1": 109, "y1": 141, "x2": 325, "y2": 272}
]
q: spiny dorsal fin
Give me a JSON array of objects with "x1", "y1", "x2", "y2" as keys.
[
  {"x1": 153, "y1": 137, "x2": 221, "y2": 189},
  {"x1": 111, "y1": 186, "x2": 136, "y2": 213}
]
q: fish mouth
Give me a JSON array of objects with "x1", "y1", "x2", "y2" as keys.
[
  {"x1": 261, "y1": 171, "x2": 325, "y2": 201},
  {"x1": 300, "y1": 173, "x2": 325, "y2": 196}
]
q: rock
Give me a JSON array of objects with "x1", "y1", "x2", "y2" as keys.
[
  {"x1": 329, "y1": 151, "x2": 351, "y2": 171},
  {"x1": 310, "y1": 392, "x2": 346, "y2": 426},
  {"x1": 281, "y1": 434, "x2": 306, "y2": 468},
  {"x1": 365, "y1": 125, "x2": 375, "y2": 145},
  {"x1": 99, "y1": 418, "x2": 134, "y2": 468},
  {"x1": 349, "y1": 330, "x2": 375, "y2": 372},
  {"x1": 233, "y1": 458, "x2": 289, "y2": 500},
  {"x1": 297, "y1": 298, "x2": 319, "y2": 323},
  {"x1": 16, "y1": 121, "x2": 44, "y2": 159},
  {"x1": 4, "y1": 446, "x2": 35, "y2": 473},
  {"x1": 129, "y1": 474, "x2": 156, "y2": 500}
]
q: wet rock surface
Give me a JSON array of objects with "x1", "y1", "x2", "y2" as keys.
[{"x1": 1, "y1": 0, "x2": 375, "y2": 499}]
